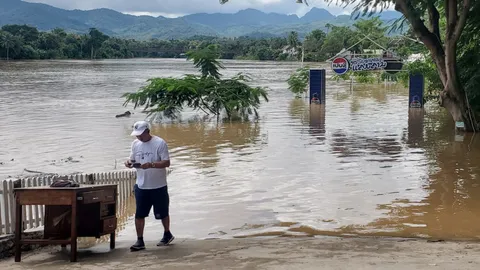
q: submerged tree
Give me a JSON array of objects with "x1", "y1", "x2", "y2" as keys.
[
  {"x1": 220, "y1": 0, "x2": 480, "y2": 131},
  {"x1": 287, "y1": 66, "x2": 310, "y2": 98},
  {"x1": 122, "y1": 45, "x2": 269, "y2": 121}
]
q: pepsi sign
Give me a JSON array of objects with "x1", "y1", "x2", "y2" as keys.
[{"x1": 331, "y1": 57, "x2": 350, "y2": 75}]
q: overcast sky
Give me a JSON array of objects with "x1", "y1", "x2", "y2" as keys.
[{"x1": 24, "y1": 0, "x2": 384, "y2": 18}]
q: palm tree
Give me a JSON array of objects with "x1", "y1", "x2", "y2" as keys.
[
  {"x1": 325, "y1": 23, "x2": 333, "y2": 34},
  {"x1": 0, "y1": 32, "x2": 16, "y2": 60}
]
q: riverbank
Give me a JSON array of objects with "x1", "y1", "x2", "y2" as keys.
[{"x1": 1, "y1": 236, "x2": 480, "y2": 269}]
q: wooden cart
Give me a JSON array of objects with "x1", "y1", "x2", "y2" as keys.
[{"x1": 14, "y1": 184, "x2": 118, "y2": 262}]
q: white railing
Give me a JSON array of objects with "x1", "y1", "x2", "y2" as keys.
[{"x1": 0, "y1": 170, "x2": 137, "y2": 236}]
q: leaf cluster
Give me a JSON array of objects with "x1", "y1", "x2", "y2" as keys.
[
  {"x1": 122, "y1": 45, "x2": 269, "y2": 121},
  {"x1": 287, "y1": 66, "x2": 310, "y2": 98}
]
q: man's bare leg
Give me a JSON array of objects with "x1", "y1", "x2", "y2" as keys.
[
  {"x1": 161, "y1": 216, "x2": 170, "y2": 232},
  {"x1": 136, "y1": 218, "x2": 145, "y2": 237}
]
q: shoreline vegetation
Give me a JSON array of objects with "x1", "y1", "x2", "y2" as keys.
[
  {"x1": 2, "y1": 16, "x2": 478, "y2": 123},
  {"x1": 0, "y1": 18, "x2": 422, "y2": 62}
]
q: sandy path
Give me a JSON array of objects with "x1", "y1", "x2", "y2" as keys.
[{"x1": 1, "y1": 236, "x2": 480, "y2": 269}]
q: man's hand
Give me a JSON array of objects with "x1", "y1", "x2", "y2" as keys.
[
  {"x1": 125, "y1": 160, "x2": 133, "y2": 168},
  {"x1": 140, "y1": 162, "x2": 152, "y2": 169}
]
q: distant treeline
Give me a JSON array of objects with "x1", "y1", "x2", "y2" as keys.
[{"x1": 0, "y1": 18, "x2": 423, "y2": 61}]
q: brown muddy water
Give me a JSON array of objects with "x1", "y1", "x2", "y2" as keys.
[{"x1": 1, "y1": 59, "x2": 480, "y2": 243}]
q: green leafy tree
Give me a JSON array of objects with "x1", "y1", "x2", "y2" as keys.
[
  {"x1": 1, "y1": 25, "x2": 39, "y2": 45},
  {"x1": 352, "y1": 17, "x2": 389, "y2": 50},
  {"x1": 0, "y1": 31, "x2": 21, "y2": 60},
  {"x1": 122, "y1": 45, "x2": 269, "y2": 121},
  {"x1": 287, "y1": 66, "x2": 310, "y2": 98},
  {"x1": 287, "y1": 31, "x2": 300, "y2": 49},
  {"x1": 303, "y1": 29, "x2": 327, "y2": 61},
  {"x1": 321, "y1": 26, "x2": 357, "y2": 58},
  {"x1": 87, "y1": 28, "x2": 109, "y2": 59}
]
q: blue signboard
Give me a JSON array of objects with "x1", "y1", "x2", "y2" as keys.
[
  {"x1": 409, "y1": 74, "x2": 424, "y2": 108},
  {"x1": 309, "y1": 69, "x2": 326, "y2": 104}
]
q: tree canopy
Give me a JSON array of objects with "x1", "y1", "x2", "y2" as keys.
[{"x1": 122, "y1": 45, "x2": 269, "y2": 121}]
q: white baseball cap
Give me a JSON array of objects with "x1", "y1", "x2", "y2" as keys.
[{"x1": 131, "y1": 121, "x2": 150, "y2": 136}]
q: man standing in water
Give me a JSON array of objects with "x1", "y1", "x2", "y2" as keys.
[{"x1": 125, "y1": 120, "x2": 174, "y2": 251}]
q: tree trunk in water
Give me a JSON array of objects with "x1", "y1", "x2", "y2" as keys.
[
  {"x1": 91, "y1": 46, "x2": 94, "y2": 60},
  {"x1": 6, "y1": 47, "x2": 9, "y2": 61},
  {"x1": 439, "y1": 26, "x2": 478, "y2": 132},
  {"x1": 394, "y1": 0, "x2": 478, "y2": 132}
]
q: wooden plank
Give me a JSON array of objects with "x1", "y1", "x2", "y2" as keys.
[
  {"x1": 21, "y1": 239, "x2": 71, "y2": 245},
  {"x1": 27, "y1": 179, "x2": 34, "y2": 229},
  {"x1": 40, "y1": 177, "x2": 45, "y2": 226},
  {"x1": 121, "y1": 171, "x2": 126, "y2": 202},
  {"x1": 20, "y1": 180, "x2": 27, "y2": 231},
  {"x1": 0, "y1": 183, "x2": 3, "y2": 235},
  {"x1": 14, "y1": 197, "x2": 22, "y2": 262},
  {"x1": 3, "y1": 181, "x2": 11, "y2": 234},
  {"x1": 17, "y1": 190, "x2": 73, "y2": 206},
  {"x1": 88, "y1": 173, "x2": 94, "y2": 185},
  {"x1": 33, "y1": 178, "x2": 41, "y2": 227},
  {"x1": 70, "y1": 191, "x2": 78, "y2": 262},
  {"x1": 7, "y1": 181, "x2": 14, "y2": 234}
]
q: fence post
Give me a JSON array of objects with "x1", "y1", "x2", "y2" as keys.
[{"x1": 87, "y1": 174, "x2": 95, "y2": 184}]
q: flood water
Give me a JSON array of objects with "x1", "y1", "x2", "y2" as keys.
[{"x1": 1, "y1": 59, "x2": 480, "y2": 242}]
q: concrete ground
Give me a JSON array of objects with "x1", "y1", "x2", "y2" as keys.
[{"x1": 1, "y1": 236, "x2": 480, "y2": 270}]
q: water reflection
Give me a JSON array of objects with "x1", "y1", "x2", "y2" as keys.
[
  {"x1": 309, "y1": 104, "x2": 326, "y2": 143},
  {"x1": 329, "y1": 131, "x2": 402, "y2": 161},
  {"x1": 331, "y1": 133, "x2": 480, "y2": 240},
  {"x1": 288, "y1": 98, "x2": 309, "y2": 125},
  {"x1": 149, "y1": 120, "x2": 263, "y2": 169},
  {"x1": 405, "y1": 108, "x2": 425, "y2": 147}
]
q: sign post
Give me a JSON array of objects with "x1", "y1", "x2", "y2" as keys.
[
  {"x1": 408, "y1": 74, "x2": 424, "y2": 109},
  {"x1": 309, "y1": 69, "x2": 326, "y2": 104}
]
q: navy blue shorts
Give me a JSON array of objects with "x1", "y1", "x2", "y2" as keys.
[{"x1": 134, "y1": 184, "x2": 169, "y2": 220}]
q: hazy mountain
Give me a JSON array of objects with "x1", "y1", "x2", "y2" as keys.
[
  {"x1": 301, "y1": 7, "x2": 336, "y2": 22},
  {"x1": 0, "y1": 0, "x2": 403, "y2": 40}
]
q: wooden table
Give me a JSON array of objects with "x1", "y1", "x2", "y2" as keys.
[{"x1": 14, "y1": 184, "x2": 118, "y2": 262}]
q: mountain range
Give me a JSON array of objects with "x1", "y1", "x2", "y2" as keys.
[{"x1": 0, "y1": 0, "x2": 403, "y2": 40}]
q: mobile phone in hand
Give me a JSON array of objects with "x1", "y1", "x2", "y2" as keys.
[{"x1": 132, "y1": 163, "x2": 141, "y2": 168}]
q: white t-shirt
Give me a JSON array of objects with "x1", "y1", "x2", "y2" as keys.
[{"x1": 129, "y1": 136, "x2": 170, "y2": 190}]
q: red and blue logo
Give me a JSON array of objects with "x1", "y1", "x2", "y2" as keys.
[{"x1": 331, "y1": 57, "x2": 349, "y2": 75}]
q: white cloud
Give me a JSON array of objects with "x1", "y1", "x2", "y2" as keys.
[{"x1": 124, "y1": 11, "x2": 186, "y2": 18}]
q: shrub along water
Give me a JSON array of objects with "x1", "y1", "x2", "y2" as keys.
[{"x1": 122, "y1": 45, "x2": 269, "y2": 122}]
